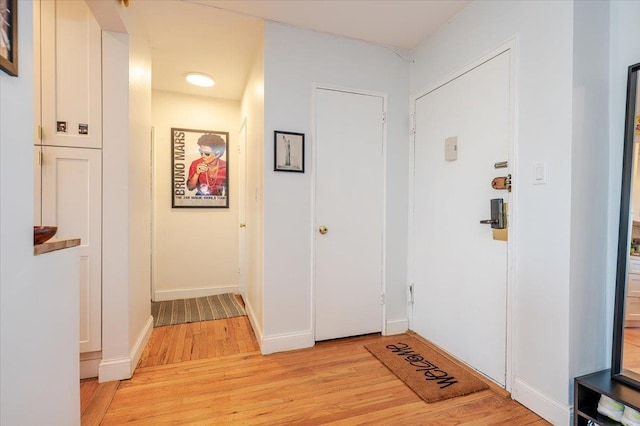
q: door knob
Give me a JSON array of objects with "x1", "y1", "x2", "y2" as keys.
[
  {"x1": 318, "y1": 225, "x2": 328, "y2": 235},
  {"x1": 240, "y1": 223, "x2": 246, "y2": 228}
]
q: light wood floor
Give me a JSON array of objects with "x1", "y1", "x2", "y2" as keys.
[
  {"x1": 624, "y1": 327, "x2": 640, "y2": 373},
  {"x1": 138, "y1": 315, "x2": 260, "y2": 368},
  {"x1": 81, "y1": 315, "x2": 549, "y2": 425}
]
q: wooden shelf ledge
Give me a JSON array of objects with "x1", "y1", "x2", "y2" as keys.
[{"x1": 34, "y1": 238, "x2": 81, "y2": 256}]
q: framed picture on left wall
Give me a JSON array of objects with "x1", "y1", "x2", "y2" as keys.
[
  {"x1": 0, "y1": 0, "x2": 18, "y2": 76},
  {"x1": 171, "y1": 128, "x2": 229, "y2": 208}
]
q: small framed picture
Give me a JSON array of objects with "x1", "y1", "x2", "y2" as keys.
[
  {"x1": 0, "y1": 0, "x2": 18, "y2": 76},
  {"x1": 274, "y1": 131, "x2": 305, "y2": 173}
]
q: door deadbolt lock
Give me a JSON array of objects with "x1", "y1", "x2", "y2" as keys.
[
  {"x1": 318, "y1": 226, "x2": 328, "y2": 235},
  {"x1": 240, "y1": 223, "x2": 246, "y2": 228},
  {"x1": 480, "y1": 198, "x2": 506, "y2": 229},
  {"x1": 491, "y1": 174, "x2": 512, "y2": 192}
]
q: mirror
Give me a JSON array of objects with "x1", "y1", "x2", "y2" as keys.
[{"x1": 613, "y1": 62, "x2": 640, "y2": 387}]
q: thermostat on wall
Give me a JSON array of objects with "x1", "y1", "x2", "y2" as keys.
[{"x1": 445, "y1": 136, "x2": 458, "y2": 161}]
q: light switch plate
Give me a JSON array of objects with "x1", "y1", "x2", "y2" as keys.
[{"x1": 532, "y1": 162, "x2": 547, "y2": 185}]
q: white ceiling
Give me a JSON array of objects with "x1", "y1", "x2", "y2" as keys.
[
  {"x1": 130, "y1": 0, "x2": 471, "y2": 100},
  {"x1": 129, "y1": 1, "x2": 263, "y2": 100}
]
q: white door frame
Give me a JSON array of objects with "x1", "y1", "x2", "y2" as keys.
[
  {"x1": 311, "y1": 83, "x2": 388, "y2": 340},
  {"x1": 408, "y1": 38, "x2": 518, "y2": 391}
]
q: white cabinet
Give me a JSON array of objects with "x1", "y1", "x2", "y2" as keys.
[
  {"x1": 34, "y1": 0, "x2": 103, "y2": 356},
  {"x1": 41, "y1": 147, "x2": 102, "y2": 352},
  {"x1": 40, "y1": 0, "x2": 102, "y2": 149}
]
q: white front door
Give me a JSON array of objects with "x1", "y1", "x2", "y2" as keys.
[
  {"x1": 412, "y1": 51, "x2": 511, "y2": 385},
  {"x1": 314, "y1": 88, "x2": 385, "y2": 341}
]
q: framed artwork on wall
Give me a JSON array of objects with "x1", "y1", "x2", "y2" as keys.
[
  {"x1": 0, "y1": 0, "x2": 18, "y2": 76},
  {"x1": 274, "y1": 130, "x2": 305, "y2": 173},
  {"x1": 171, "y1": 128, "x2": 229, "y2": 208}
]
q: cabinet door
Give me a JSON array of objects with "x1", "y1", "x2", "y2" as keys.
[
  {"x1": 40, "y1": 0, "x2": 102, "y2": 148},
  {"x1": 34, "y1": 147, "x2": 42, "y2": 226},
  {"x1": 42, "y1": 146, "x2": 102, "y2": 353},
  {"x1": 630, "y1": 273, "x2": 640, "y2": 298}
]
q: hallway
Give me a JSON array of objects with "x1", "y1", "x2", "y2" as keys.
[{"x1": 81, "y1": 314, "x2": 548, "y2": 425}]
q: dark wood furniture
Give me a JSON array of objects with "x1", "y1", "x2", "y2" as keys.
[{"x1": 575, "y1": 369, "x2": 640, "y2": 425}]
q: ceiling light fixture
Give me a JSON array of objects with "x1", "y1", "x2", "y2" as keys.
[{"x1": 186, "y1": 72, "x2": 215, "y2": 88}]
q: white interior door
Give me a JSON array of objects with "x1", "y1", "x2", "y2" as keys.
[
  {"x1": 315, "y1": 88, "x2": 384, "y2": 341},
  {"x1": 42, "y1": 146, "x2": 102, "y2": 353},
  {"x1": 238, "y1": 120, "x2": 248, "y2": 298},
  {"x1": 412, "y1": 51, "x2": 511, "y2": 385}
]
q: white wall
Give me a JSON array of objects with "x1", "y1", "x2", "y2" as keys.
[
  {"x1": 127, "y1": 12, "x2": 154, "y2": 370},
  {"x1": 92, "y1": 1, "x2": 155, "y2": 381},
  {"x1": 262, "y1": 22, "x2": 410, "y2": 352},
  {"x1": 100, "y1": 29, "x2": 132, "y2": 381},
  {"x1": 240, "y1": 39, "x2": 265, "y2": 340},
  {"x1": 152, "y1": 90, "x2": 240, "y2": 300},
  {"x1": 0, "y1": 2, "x2": 80, "y2": 423},
  {"x1": 569, "y1": 0, "x2": 610, "y2": 394},
  {"x1": 410, "y1": 1, "x2": 575, "y2": 423}
]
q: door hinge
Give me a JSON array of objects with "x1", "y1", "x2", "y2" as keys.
[
  {"x1": 409, "y1": 283, "x2": 414, "y2": 304},
  {"x1": 380, "y1": 292, "x2": 385, "y2": 305},
  {"x1": 382, "y1": 112, "x2": 387, "y2": 124},
  {"x1": 410, "y1": 113, "x2": 416, "y2": 135}
]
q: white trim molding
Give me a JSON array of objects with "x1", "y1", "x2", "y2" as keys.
[
  {"x1": 80, "y1": 355, "x2": 101, "y2": 379},
  {"x1": 98, "y1": 315, "x2": 153, "y2": 383},
  {"x1": 99, "y1": 357, "x2": 131, "y2": 383},
  {"x1": 261, "y1": 330, "x2": 314, "y2": 355},
  {"x1": 129, "y1": 315, "x2": 154, "y2": 373},
  {"x1": 154, "y1": 285, "x2": 240, "y2": 302},
  {"x1": 385, "y1": 318, "x2": 409, "y2": 335},
  {"x1": 512, "y1": 378, "x2": 571, "y2": 425},
  {"x1": 244, "y1": 299, "x2": 263, "y2": 351}
]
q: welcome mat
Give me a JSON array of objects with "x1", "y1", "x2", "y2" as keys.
[
  {"x1": 151, "y1": 293, "x2": 246, "y2": 327},
  {"x1": 365, "y1": 335, "x2": 488, "y2": 403}
]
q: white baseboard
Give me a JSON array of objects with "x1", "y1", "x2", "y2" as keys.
[
  {"x1": 98, "y1": 357, "x2": 131, "y2": 383},
  {"x1": 80, "y1": 351, "x2": 102, "y2": 379},
  {"x1": 153, "y1": 285, "x2": 239, "y2": 301},
  {"x1": 80, "y1": 357, "x2": 101, "y2": 379},
  {"x1": 385, "y1": 318, "x2": 409, "y2": 335},
  {"x1": 98, "y1": 315, "x2": 153, "y2": 383},
  {"x1": 129, "y1": 315, "x2": 153, "y2": 373},
  {"x1": 512, "y1": 378, "x2": 571, "y2": 425},
  {"x1": 261, "y1": 330, "x2": 314, "y2": 355},
  {"x1": 244, "y1": 299, "x2": 263, "y2": 349}
]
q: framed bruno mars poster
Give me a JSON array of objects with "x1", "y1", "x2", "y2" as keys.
[{"x1": 171, "y1": 128, "x2": 229, "y2": 208}]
